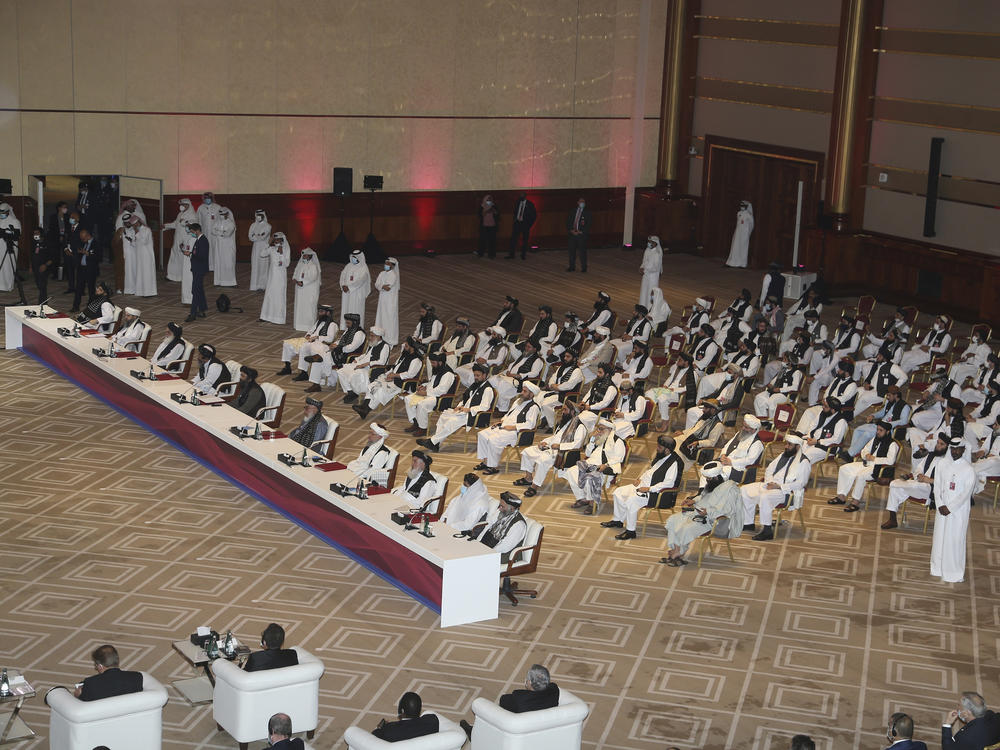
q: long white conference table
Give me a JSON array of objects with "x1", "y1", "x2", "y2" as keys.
[{"x1": 5, "y1": 306, "x2": 499, "y2": 627}]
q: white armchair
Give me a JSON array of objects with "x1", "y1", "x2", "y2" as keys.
[
  {"x1": 46, "y1": 672, "x2": 168, "y2": 750},
  {"x1": 343, "y1": 714, "x2": 467, "y2": 750},
  {"x1": 470, "y1": 689, "x2": 590, "y2": 750},
  {"x1": 212, "y1": 646, "x2": 324, "y2": 750}
]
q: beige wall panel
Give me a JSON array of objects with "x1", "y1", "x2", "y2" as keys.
[
  {"x1": 17, "y1": 0, "x2": 74, "y2": 110},
  {"x1": 227, "y1": 118, "x2": 277, "y2": 193},
  {"x1": 71, "y1": 0, "x2": 127, "y2": 111},
  {"x1": 453, "y1": 1, "x2": 504, "y2": 117},
  {"x1": 692, "y1": 99, "x2": 831, "y2": 155},
  {"x1": 640, "y1": 118, "x2": 660, "y2": 186},
  {"x1": 869, "y1": 121, "x2": 1000, "y2": 184},
  {"x1": 275, "y1": 118, "x2": 326, "y2": 193},
  {"x1": 687, "y1": 155, "x2": 704, "y2": 195},
  {"x1": 20, "y1": 112, "x2": 76, "y2": 177},
  {"x1": 863, "y1": 188, "x2": 1000, "y2": 255},
  {"x1": 875, "y1": 54, "x2": 1000, "y2": 109},
  {"x1": 531, "y1": 119, "x2": 574, "y2": 188},
  {"x1": 488, "y1": 119, "x2": 537, "y2": 190},
  {"x1": 74, "y1": 114, "x2": 127, "y2": 175},
  {"x1": 700, "y1": 0, "x2": 842, "y2": 25},
  {"x1": 275, "y1": 0, "x2": 369, "y2": 115},
  {"x1": 367, "y1": 0, "x2": 458, "y2": 116},
  {"x1": 126, "y1": 115, "x2": 179, "y2": 193},
  {"x1": 527, "y1": 0, "x2": 580, "y2": 117},
  {"x1": 124, "y1": 3, "x2": 180, "y2": 113},
  {"x1": 451, "y1": 120, "x2": 496, "y2": 191},
  {"x1": 409, "y1": 119, "x2": 456, "y2": 191},
  {"x1": 176, "y1": 0, "x2": 234, "y2": 113},
  {"x1": 574, "y1": 0, "x2": 623, "y2": 118},
  {"x1": 610, "y1": 0, "x2": 642, "y2": 119},
  {"x1": 365, "y1": 120, "x2": 412, "y2": 190},
  {"x1": 0, "y1": 113, "x2": 24, "y2": 193},
  {"x1": 570, "y1": 120, "x2": 616, "y2": 188},
  {"x1": 0, "y1": 3, "x2": 20, "y2": 109},
  {"x1": 177, "y1": 115, "x2": 228, "y2": 193},
  {"x1": 882, "y1": 0, "x2": 1000, "y2": 34},
  {"x1": 696, "y1": 38, "x2": 838, "y2": 90},
  {"x1": 643, "y1": 0, "x2": 668, "y2": 118},
  {"x1": 320, "y1": 118, "x2": 368, "y2": 193},
  {"x1": 226, "y1": 2, "x2": 278, "y2": 115}
]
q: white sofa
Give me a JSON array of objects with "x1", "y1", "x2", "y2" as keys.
[
  {"x1": 46, "y1": 671, "x2": 168, "y2": 750},
  {"x1": 470, "y1": 688, "x2": 590, "y2": 750},
  {"x1": 212, "y1": 646, "x2": 325, "y2": 750},
  {"x1": 343, "y1": 714, "x2": 467, "y2": 750}
]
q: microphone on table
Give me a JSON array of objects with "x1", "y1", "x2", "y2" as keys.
[
  {"x1": 230, "y1": 418, "x2": 258, "y2": 440},
  {"x1": 170, "y1": 385, "x2": 198, "y2": 404},
  {"x1": 39, "y1": 296, "x2": 51, "y2": 317}
]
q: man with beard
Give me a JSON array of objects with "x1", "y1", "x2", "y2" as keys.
[
  {"x1": 191, "y1": 344, "x2": 228, "y2": 396},
  {"x1": 661, "y1": 461, "x2": 742, "y2": 564},
  {"x1": 486, "y1": 295, "x2": 523, "y2": 341},
  {"x1": 602, "y1": 435, "x2": 682, "y2": 540},
  {"x1": 403, "y1": 351, "x2": 456, "y2": 438},
  {"x1": 577, "y1": 326, "x2": 612, "y2": 383},
  {"x1": 739, "y1": 435, "x2": 811, "y2": 540},
  {"x1": 512, "y1": 304, "x2": 557, "y2": 358},
  {"x1": 455, "y1": 325, "x2": 507, "y2": 386},
  {"x1": 908, "y1": 396, "x2": 966, "y2": 469},
  {"x1": 288, "y1": 397, "x2": 329, "y2": 448},
  {"x1": 352, "y1": 336, "x2": 424, "y2": 418},
  {"x1": 232, "y1": 366, "x2": 266, "y2": 417},
  {"x1": 442, "y1": 317, "x2": 476, "y2": 369},
  {"x1": 475, "y1": 382, "x2": 541, "y2": 475},
  {"x1": 396, "y1": 450, "x2": 438, "y2": 509},
  {"x1": 674, "y1": 399, "x2": 725, "y2": 463},
  {"x1": 931, "y1": 437, "x2": 976, "y2": 582},
  {"x1": 563, "y1": 419, "x2": 626, "y2": 513},
  {"x1": 515, "y1": 401, "x2": 588, "y2": 498},
  {"x1": 712, "y1": 414, "x2": 765, "y2": 484},
  {"x1": 304, "y1": 312, "x2": 366, "y2": 392},
  {"x1": 542, "y1": 311, "x2": 582, "y2": 363},
  {"x1": 469, "y1": 492, "x2": 527, "y2": 563},
  {"x1": 579, "y1": 291, "x2": 612, "y2": 339},
  {"x1": 109, "y1": 307, "x2": 149, "y2": 352},
  {"x1": 609, "y1": 304, "x2": 652, "y2": 363},
  {"x1": 346, "y1": 423, "x2": 395, "y2": 480},
  {"x1": 536, "y1": 350, "x2": 585, "y2": 429},
  {"x1": 491, "y1": 339, "x2": 544, "y2": 411},
  {"x1": 279, "y1": 304, "x2": 339, "y2": 380},
  {"x1": 833, "y1": 421, "x2": 900, "y2": 513},
  {"x1": 152, "y1": 322, "x2": 187, "y2": 369},
  {"x1": 418, "y1": 364, "x2": 495, "y2": 452},
  {"x1": 882, "y1": 433, "x2": 948, "y2": 530},
  {"x1": 798, "y1": 396, "x2": 848, "y2": 464},
  {"x1": 412, "y1": 302, "x2": 443, "y2": 347}
]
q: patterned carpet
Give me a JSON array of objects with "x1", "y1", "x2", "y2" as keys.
[{"x1": 0, "y1": 247, "x2": 993, "y2": 749}]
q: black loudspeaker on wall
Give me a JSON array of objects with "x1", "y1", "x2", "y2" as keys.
[
  {"x1": 923, "y1": 137, "x2": 944, "y2": 238},
  {"x1": 333, "y1": 167, "x2": 353, "y2": 197},
  {"x1": 0, "y1": 178, "x2": 12, "y2": 194}
]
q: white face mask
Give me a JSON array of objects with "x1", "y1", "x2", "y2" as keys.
[
  {"x1": 383, "y1": 264, "x2": 390, "y2": 271},
  {"x1": 203, "y1": 196, "x2": 212, "y2": 204},
  {"x1": 351, "y1": 256, "x2": 359, "y2": 264},
  {"x1": 578, "y1": 202, "x2": 585, "y2": 209},
  {"x1": 933, "y1": 323, "x2": 942, "y2": 331},
  {"x1": 460, "y1": 486, "x2": 468, "y2": 495}
]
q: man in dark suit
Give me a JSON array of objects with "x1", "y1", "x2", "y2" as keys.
[
  {"x1": 506, "y1": 192, "x2": 537, "y2": 260},
  {"x1": 74, "y1": 645, "x2": 143, "y2": 701},
  {"x1": 29, "y1": 227, "x2": 52, "y2": 304},
  {"x1": 566, "y1": 196, "x2": 591, "y2": 273},
  {"x1": 460, "y1": 664, "x2": 559, "y2": 739},
  {"x1": 265, "y1": 712, "x2": 306, "y2": 750},
  {"x1": 372, "y1": 691, "x2": 439, "y2": 743},
  {"x1": 243, "y1": 622, "x2": 299, "y2": 672},
  {"x1": 70, "y1": 227, "x2": 99, "y2": 313},
  {"x1": 943, "y1": 692, "x2": 1000, "y2": 749},
  {"x1": 47, "y1": 201, "x2": 71, "y2": 285},
  {"x1": 884, "y1": 712, "x2": 927, "y2": 749},
  {"x1": 186, "y1": 222, "x2": 209, "y2": 322}
]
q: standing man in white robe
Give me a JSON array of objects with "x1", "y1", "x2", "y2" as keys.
[
  {"x1": 639, "y1": 236, "x2": 663, "y2": 305},
  {"x1": 340, "y1": 249, "x2": 371, "y2": 328},
  {"x1": 122, "y1": 213, "x2": 157, "y2": 297},
  {"x1": 931, "y1": 437, "x2": 976, "y2": 583},
  {"x1": 259, "y1": 232, "x2": 289, "y2": 325},
  {"x1": 164, "y1": 198, "x2": 197, "y2": 282},
  {"x1": 725, "y1": 201, "x2": 754, "y2": 268},
  {"x1": 291, "y1": 247, "x2": 321, "y2": 332},
  {"x1": 247, "y1": 209, "x2": 271, "y2": 291},
  {"x1": 178, "y1": 224, "x2": 194, "y2": 305},
  {"x1": 374, "y1": 257, "x2": 400, "y2": 345},
  {"x1": 0, "y1": 203, "x2": 22, "y2": 292},
  {"x1": 196, "y1": 192, "x2": 219, "y2": 272},
  {"x1": 212, "y1": 206, "x2": 237, "y2": 287}
]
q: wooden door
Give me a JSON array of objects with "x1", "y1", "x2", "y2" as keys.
[{"x1": 701, "y1": 136, "x2": 824, "y2": 269}]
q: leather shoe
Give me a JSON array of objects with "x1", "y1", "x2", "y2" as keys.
[
  {"x1": 481, "y1": 466, "x2": 499, "y2": 475},
  {"x1": 460, "y1": 720, "x2": 473, "y2": 741},
  {"x1": 276, "y1": 365, "x2": 292, "y2": 376},
  {"x1": 473, "y1": 462, "x2": 488, "y2": 471},
  {"x1": 524, "y1": 487, "x2": 537, "y2": 497},
  {"x1": 512, "y1": 478, "x2": 531, "y2": 486},
  {"x1": 566, "y1": 267, "x2": 575, "y2": 272},
  {"x1": 304, "y1": 384, "x2": 322, "y2": 393},
  {"x1": 304, "y1": 354, "x2": 322, "y2": 363},
  {"x1": 742, "y1": 523, "x2": 756, "y2": 532},
  {"x1": 570, "y1": 499, "x2": 587, "y2": 509},
  {"x1": 184, "y1": 315, "x2": 196, "y2": 322},
  {"x1": 292, "y1": 372, "x2": 309, "y2": 381},
  {"x1": 600, "y1": 520, "x2": 624, "y2": 528},
  {"x1": 342, "y1": 392, "x2": 358, "y2": 403},
  {"x1": 615, "y1": 530, "x2": 636, "y2": 540},
  {"x1": 752, "y1": 526, "x2": 774, "y2": 541}
]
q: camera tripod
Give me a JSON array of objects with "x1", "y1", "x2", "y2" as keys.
[{"x1": 0, "y1": 236, "x2": 28, "y2": 307}]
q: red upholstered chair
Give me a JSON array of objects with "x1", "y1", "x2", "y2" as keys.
[{"x1": 758, "y1": 402, "x2": 796, "y2": 461}]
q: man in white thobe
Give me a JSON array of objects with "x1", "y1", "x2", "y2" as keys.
[
  {"x1": 475, "y1": 382, "x2": 541, "y2": 474},
  {"x1": 196, "y1": 192, "x2": 219, "y2": 271},
  {"x1": 602, "y1": 436, "x2": 682, "y2": 540},
  {"x1": 662, "y1": 462, "x2": 743, "y2": 564},
  {"x1": 110, "y1": 307, "x2": 149, "y2": 352},
  {"x1": 516, "y1": 401, "x2": 588, "y2": 498},
  {"x1": 152, "y1": 322, "x2": 187, "y2": 369},
  {"x1": 346, "y1": 423, "x2": 396, "y2": 482},
  {"x1": 562, "y1": 420, "x2": 626, "y2": 511},
  {"x1": 725, "y1": 201, "x2": 753, "y2": 268},
  {"x1": 247, "y1": 209, "x2": 272, "y2": 291},
  {"x1": 829, "y1": 422, "x2": 900, "y2": 512},
  {"x1": 279, "y1": 304, "x2": 338, "y2": 380},
  {"x1": 403, "y1": 351, "x2": 456, "y2": 436},
  {"x1": 470, "y1": 492, "x2": 528, "y2": 564},
  {"x1": 714, "y1": 414, "x2": 765, "y2": 483},
  {"x1": 212, "y1": 207, "x2": 237, "y2": 287},
  {"x1": 900, "y1": 315, "x2": 952, "y2": 373},
  {"x1": 122, "y1": 214, "x2": 157, "y2": 296},
  {"x1": 491, "y1": 341, "x2": 544, "y2": 411},
  {"x1": 394, "y1": 450, "x2": 440, "y2": 510},
  {"x1": 577, "y1": 326, "x2": 612, "y2": 383},
  {"x1": 972, "y1": 424, "x2": 1000, "y2": 494},
  {"x1": 740, "y1": 436, "x2": 811, "y2": 541},
  {"x1": 291, "y1": 247, "x2": 321, "y2": 332},
  {"x1": 340, "y1": 249, "x2": 371, "y2": 328},
  {"x1": 418, "y1": 364, "x2": 496, "y2": 452},
  {"x1": 0, "y1": 203, "x2": 21, "y2": 293},
  {"x1": 307, "y1": 313, "x2": 369, "y2": 392},
  {"x1": 336, "y1": 325, "x2": 390, "y2": 398},
  {"x1": 442, "y1": 317, "x2": 477, "y2": 370},
  {"x1": 352, "y1": 337, "x2": 424, "y2": 418},
  {"x1": 441, "y1": 473, "x2": 492, "y2": 533},
  {"x1": 881, "y1": 434, "x2": 946, "y2": 530},
  {"x1": 456, "y1": 326, "x2": 508, "y2": 386},
  {"x1": 164, "y1": 198, "x2": 197, "y2": 282},
  {"x1": 609, "y1": 305, "x2": 652, "y2": 364},
  {"x1": 259, "y1": 232, "x2": 289, "y2": 325},
  {"x1": 639, "y1": 236, "x2": 663, "y2": 305},
  {"x1": 374, "y1": 257, "x2": 400, "y2": 345},
  {"x1": 931, "y1": 439, "x2": 976, "y2": 583}
]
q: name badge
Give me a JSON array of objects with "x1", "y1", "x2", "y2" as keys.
[{"x1": 949, "y1": 481, "x2": 956, "y2": 491}]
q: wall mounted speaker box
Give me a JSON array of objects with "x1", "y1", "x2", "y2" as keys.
[{"x1": 333, "y1": 167, "x2": 353, "y2": 197}]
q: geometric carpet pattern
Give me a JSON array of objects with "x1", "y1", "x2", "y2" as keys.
[{"x1": 0, "y1": 248, "x2": 992, "y2": 749}]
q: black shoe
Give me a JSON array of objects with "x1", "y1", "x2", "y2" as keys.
[
  {"x1": 292, "y1": 372, "x2": 309, "y2": 382},
  {"x1": 512, "y1": 478, "x2": 531, "y2": 486},
  {"x1": 581, "y1": 268, "x2": 588, "y2": 273},
  {"x1": 460, "y1": 719, "x2": 473, "y2": 741},
  {"x1": 342, "y1": 392, "x2": 358, "y2": 403},
  {"x1": 742, "y1": 523, "x2": 756, "y2": 532},
  {"x1": 615, "y1": 530, "x2": 637, "y2": 540},
  {"x1": 600, "y1": 520, "x2": 624, "y2": 528},
  {"x1": 520, "y1": 254, "x2": 526, "y2": 260},
  {"x1": 474, "y1": 251, "x2": 483, "y2": 258},
  {"x1": 481, "y1": 466, "x2": 499, "y2": 475},
  {"x1": 276, "y1": 364, "x2": 292, "y2": 376},
  {"x1": 752, "y1": 526, "x2": 774, "y2": 541},
  {"x1": 184, "y1": 314, "x2": 196, "y2": 322},
  {"x1": 837, "y1": 449, "x2": 852, "y2": 462},
  {"x1": 473, "y1": 462, "x2": 488, "y2": 471},
  {"x1": 566, "y1": 267, "x2": 575, "y2": 272},
  {"x1": 63, "y1": 289, "x2": 74, "y2": 294},
  {"x1": 504, "y1": 254, "x2": 515, "y2": 259},
  {"x1": 198, "y1": 312, "x2": 206, "y2": 318},
  {"x1": 524, "y1": 487, "x2": 537, "y2": 497}
]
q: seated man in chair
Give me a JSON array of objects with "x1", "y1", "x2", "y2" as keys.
[
  {"x1": 459, "y1": 664, "x2": 561, "y2": 738},
  {"x1": 660, "y1": 461, "x2": 742, "y2": 566},
  {"x1": 740, "y1": 435, "x2": 812, "y2": 541},
  {"x1": 372, "y1": 691, "x2": 439, "y2": 743},
  {"x1": 828, "y1": 420, "x2": 899, "y2": 513},
  {"x1": 475, "y1": 381, "x2": 541, "y2": 476},
  {"x1": 74, "y1": 644, "x2": 143, "y2": 701},
  {"x1": 266, "y1": 712, "x2": 305, "y2": 750},
  {"x1": 601, "y1": 435, "x2": 682, "y2": 540},
  {"x1": 467, "y1": 492, "x2": 527, "y2": 562},
  {"x1": 244, "y1": 622, "x2": 298, "y2": 672}
]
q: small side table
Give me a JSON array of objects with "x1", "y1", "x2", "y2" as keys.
[
  {"x1": 0, "y1": 670, "x2": 36, "y2": 745},
  {"x1": 171, "y1": 639, "x2": 250, "y2": 705}
]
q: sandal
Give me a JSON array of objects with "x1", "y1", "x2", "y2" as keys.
[
  {"x1": 827, "y1": 498, "x2": 846, "y2": 505},
  {"x1": 844, "y1": 503, "x2": 862, "y2": 513}
]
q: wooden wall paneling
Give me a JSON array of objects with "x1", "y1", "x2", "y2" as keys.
[{"x1": 632, "y1": 190, "x2": 700, "y2": 251}]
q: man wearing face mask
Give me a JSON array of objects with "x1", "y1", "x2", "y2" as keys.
[
  {"x1": 900, "y1": 315, "x2": 952, "y2": 373},
  {"x1": 291, "y1": 248, "x2": 321, "y2": 331},
  {"x1": 374, "y1": 257, "x2": 400, "y2": 345},
  {"x1": 340, "y1": 249, "x2": 371, "y2": 327},
  {"x1": 247, "y1": 209, "x2": 272, "y2": 291},
  {"x1": 476, "y1": 194, "x2": 500, "y2": 259},
  {"x1": 661, "y1": 461, "x2": 742, "y2": 564},
  {"x1": 566, "y1": 197, "x2": 591, "y2": 273},
  {"x1": 196, "y1": 192, "x2": 219, "y2": 271},
  {"x1": 29, "y1": 227, "x2": 52, "y2": 304},
  {"x1": 603, "y1": 435, "x2": 682, "y2": 539},
  {"x1": 212, "y1": 206, "x2": 237, "y2": 287},
  {"x1": 74, "y1": 181, "x2": 93, "y2": 230},
  {"x1": 164, "y1": 199, "x2": 197, "y2": 282},
  {"x1": 639, "y1": 236, "x2": 663, "y2": 304},
  {"x1": 47, "y1": 201, "x2": 71, "y2": 287},
  {"x1": 931, "y1": 437, "x2": 976, "y2": 582},
  {"x1": 506, "y1": 192, "x2": 536, "y2": 260},
  {"x1": 260, "y1": 232, "x2": 290, "y2": 325},
  {"x1": 948, "y1": 331, "x2": 992, "y2": 386},
  {"x1": 882, "y1": 433, "x2": 948, "y2": 530},
  {"x1": 455, "y1": 326, "x2": 508, "y2": 386},
  {"x1": 441, "y1": 473, "x2": 492, "y2": 532},
  {"x1": 186, "y1": 223, "x2": 210, "y2": 322}
]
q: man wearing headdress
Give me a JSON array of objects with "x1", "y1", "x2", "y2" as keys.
[
  {"x1": 260, "y1": 232, "x2": 290, "y2": 325},
  {"x1": 305, "y1": 312, "x2": 369, "y2": 392},
  {"x1": 110, "y1": 307, "x2": 148, "y2": 352},
  {"x1": 830, "y1": 421, "x2": 900, "y2": 513},
  {"x1": 931, "y1": 437, "x2": 976, "y2": 582},
  {"x1": 475, "y1": 382, "x2": 541, "y2": 475},
  {"x1": 352, "y1": 336, "x2": 424, "y2": 418},
  {"x1": 291, "y1": 247, "x2": 321, "y2": 331},
  {"x1": 247, "y1": 209, "x2": 272, "y2": 291},
  {"x1": 442, "y1": 474, "x2": 492, "y2": 532},
  {"x1": 289, "y1": 397, "x2": 329, "y2": 448},
  {"x1": 469, "y1": 492, "x2": 528, "y2": 562},
  {"x1": 396, "y1": 450, "x2": 439, "y2": 509},
  {"x1": 347, "y1": 423, "x2": 395, "y2": 480},
  {"x1": 336, "y1": 325, "x2": 391, "y2": 400},
  {"x1": 233, "y1": 366, "x2": 266, "y2": 417},
  {"x1": 279, "y1": 304, "x2": 338, "y2": 380},
  {"x1": 340, "y1": 249, "x2": 371, "y2": 328},
  {"x1": 740, "y1": 436, "x2": 811, "y2": 541},
  {"x1": 403, "y1": 351, "x2": 456, "y2": 437},
  {"x1": 602, "y1": 435, "x2": 682, "y2": 539},
  {"x1": 515, "y1": 401, "x2": 588, "y2": 498},
  {"x1": 374, "y1": 257, "x2": 400, "y2": 345},
  {"x1": 661, "y1": 460, "x2": 742, "y2": 565},
  {"x1": 191, "y1": 344, "x2": 228, "y2": 395},
  {"x1": 418, "y1": 364, "x2": 496, "y2": 452},
  {"x1": 153, "y1": 322, "x2": 187, "y2": 368},
  {"x1": 442, "y1": 317, "x2": 476, "y2": 370}
]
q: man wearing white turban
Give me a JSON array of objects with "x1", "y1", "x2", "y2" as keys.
[
  {"x1": 291, "y1": 248, "x2": 321, "y2": 332},
  {"x1": 662, "y1": 461, "x2": 743, "y2": 565},
  {"x1": 110, "y1": 307, "x2": 149, "y2": 352},
  {"x1": 475, "y1": 382, "x2": 541, "y2": 474},
  {"x1": 346, "y1": 423, "x2": 396, "y2": 481}
]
